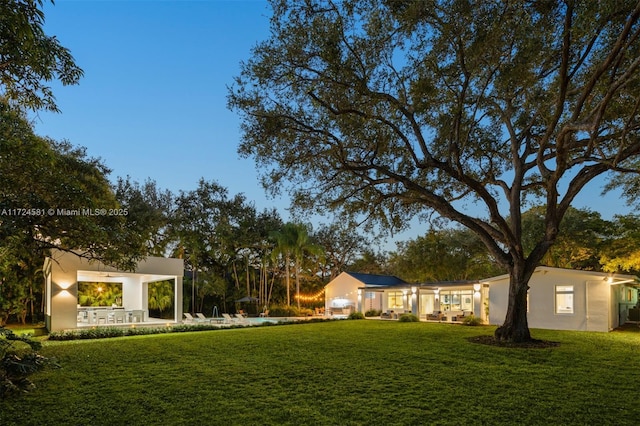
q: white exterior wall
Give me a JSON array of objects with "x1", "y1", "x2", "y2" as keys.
[
  {"x1": 324, "y1": 272, "x2": 360, "y2": 314},
  {"x1": 122, "y1": 277, "x2": 142, "y2": 310},
  {"x1": 488, "y1": 267, "x2": 637, "y2": 332},
  {"x1": 46, "y1": 250, "x2": 183, "y2": 331}
]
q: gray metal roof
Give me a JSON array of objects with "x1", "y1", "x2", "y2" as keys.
[{"x1": 346, "y1": 272, "x2": 407, "y2": 286}]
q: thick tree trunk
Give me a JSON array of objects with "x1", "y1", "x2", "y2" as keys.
[{"x1": 494, "y1": 265, "x2": 532, "y2": 342}]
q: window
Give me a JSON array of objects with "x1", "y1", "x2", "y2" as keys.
[
  {"x1": 555, "y1": 286, "x2": 574, "y2": 314},
  {"x1": 388, "y1": 291, "x2": 405, "y2": 309},
  {"x1": 439, "y1": 290, "x2": 473, "y2": 312}
]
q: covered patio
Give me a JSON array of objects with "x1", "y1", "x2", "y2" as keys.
[
  {"x1": 357, "y1": 281, "x2": 489, "y2": 323},
  {"x1": 44, "y1": 249, "x2": 183, "y2": 332}
]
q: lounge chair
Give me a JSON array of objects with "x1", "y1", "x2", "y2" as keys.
[
  {"x1": 259, "y1": 309, "x2": 270, "y2": 318},
  {"x1": 184, "y1": 312, "x2": 197, "y2": 323},
  {"x1": 221, "y1": 313, "x2": 236, "y2": 324},
  {"x1": 196, "y1": 313, "x2": 213, "y2": 323},
  {"x1": 234, "y1": 313, "x2": 250, "y2": 324}
]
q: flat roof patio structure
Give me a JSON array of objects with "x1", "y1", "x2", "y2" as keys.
[{"x1": 44, "y1": 250, "x2": 184, "y2": 332}]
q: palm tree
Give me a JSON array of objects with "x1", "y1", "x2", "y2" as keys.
[{"x1": 271, "y1": 223, "x2": 324, "y2": 309}]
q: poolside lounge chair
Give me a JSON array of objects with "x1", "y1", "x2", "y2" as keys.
[
  {"x1": 196, "y1": 313, "x2": 212, "y2": 323},
  {"x1": 234, "y1": 313, "x2": 250, "y2": 324},
  {"x1": 221, "y1": 313, "x2": 236, "y2": 324},
  {"x1": 259, "y1": 309, "x2": 270, "y2": 318},
  {"x1": 184, "y1": 312, "x2": 196, "y2": 323}
]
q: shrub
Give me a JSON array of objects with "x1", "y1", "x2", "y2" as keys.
[
  {"x1": 348, "y1": 312, "x2": 365, "y2": 320},
  {"x1": 462, "y1": 315, "x2": 482, "y2": 326},
  {"x1": 399, "y1": 313, "x2": 419, "y2": 322},
  {"x1": 268, "y1": 305, "x2": 299, "y2": 317},
  {"x1": 298, "y1": 308, "x2": 314, "y2": 317},
  {"x1": 48, "y1": 324, "x2": 226, "y2": 341},
  {"x1": 1, "y1": 326, "x2": 57, "y2": 397},
  {"x1": 268, "y1": 305, "x2": 314, "y2": 317},
  {"x1": 364, "y1": 309, "x2": 382, "y2": 317}
]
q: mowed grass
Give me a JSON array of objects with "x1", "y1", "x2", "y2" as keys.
[{"x1": 2, "y1": 321, "x2": 639, "y2": 425}]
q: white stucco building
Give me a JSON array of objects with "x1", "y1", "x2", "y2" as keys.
[
  {"x1": 324, "y1": 271, "x2": 489, "y2": 322},
  {"x1": 44, "y1": 249, "x2": 183, "y2": 332},
  {"x1": 485, "y1": 266, "x2": 640, "y2": 332}
]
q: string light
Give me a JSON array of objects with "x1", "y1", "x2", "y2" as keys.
[{"x1": 294, "y1": 288, "x2": 325, "y2": 302}]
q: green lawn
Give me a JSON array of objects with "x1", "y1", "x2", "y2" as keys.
[{"x1": 1, "y1": 320, "x2": 639, "y2": 425}]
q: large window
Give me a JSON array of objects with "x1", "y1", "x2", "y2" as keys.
[
  {"x1": 439, "y1": 290, "x2": 473, "y2": 312},
  {"x1": 388, "y1": 291, "x2": 405, "y2": 309},
  {"x1": 555, "y1": 285, "x2": 574, "y2": 314}
]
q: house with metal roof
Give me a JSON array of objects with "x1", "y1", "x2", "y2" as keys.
[
  {"x1": 324, "y1": 272, "x2": 406, "y2": 316},
  {"x1": 324, "y1": 271, "x2": 489, "y2": 322}
]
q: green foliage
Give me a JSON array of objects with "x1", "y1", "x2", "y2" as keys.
[
  {"x1": 48, "y1": 324, "x2": 231, "y2": 341},
  {"x1": 389, "y1": 228, "x2": 505, "y2": 282},
  {"x1": 348, "y1": 312, "x2": 365, "y2": 320},
  {"x1": 462, "y1": 315, "x2": 482, "y2": 326},
  {"x1": 398, "y1": 313, "x2": 419, "y2": 322},
  {"x1": 268, "y1": 304, "x2": 312, "y2": 317},
  {"x1": 521, "y1": 206, "x2": 610, "y2": 270},
  {"x1": 113, "y1": 177, "x2": 174, "y2": 257},
  {"x1": 0, "y1": 325, "x2": 56, "y2": 397},
  {"x1": 170, "y1": 179, "x2": 284, "y2": 314},
  {"x1": 0, "y1": 0, "x2": 83, "y2": 112},
  {"x1": 271, "y1": 222, "x2": 325, "y2": 308},
  {"x1": 0, "y1": 103, "x2": 151, "y2": 271},
  {"x1": 346, "y1": 248, "x2": 389, "y2": 275},
  {"x1": 364, "y1": 309, "x2": 381, "y2": 317},
  {"x1": 77, "y1": 282, "x2": 122, "y2": 307},
  {"x1": 147, "y1": 280, "x2": 174, "y2": 313}
]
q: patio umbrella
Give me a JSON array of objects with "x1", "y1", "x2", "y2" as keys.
[{"x1": 235, "y1": 296, "x2": 260, "y2": 303}]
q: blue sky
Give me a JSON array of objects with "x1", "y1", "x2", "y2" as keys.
[
  {"x1": 33, "y1": 0, "x2": 634, "y2": 251},
  {"x1": 36, "y1": 0, "x2": 276, "y2": 209}
]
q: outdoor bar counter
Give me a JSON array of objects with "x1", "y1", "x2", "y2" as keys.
[{"x1": 77, "y1": 307, "x2": 147, "y2": 324}]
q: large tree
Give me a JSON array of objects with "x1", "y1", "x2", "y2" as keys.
[
  {"x1": 315, "y1": 221, "x2": 369, "y2": 280},
  {"x1": 229, "y1": 0, "x2": 640, "y2": 342}
]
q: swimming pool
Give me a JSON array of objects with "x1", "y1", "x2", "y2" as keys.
[{"x1": 245, "y1": 317, "x2": 282, "y2": 325}]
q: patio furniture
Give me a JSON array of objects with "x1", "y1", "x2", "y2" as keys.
[
  {"x1": 234, "y1": 313, "x2": 250, "y2": 324},
  {"x1": 113, "y1": 311, "x2": 126, "y2": 323},
  {"x1": 221, "y1": 313, "x2": 236, "y2": 324},
  {"x1": 196, "y1": 313, "x2": 221, "y2": 323},
  {"x1": 184, "y1": 313, "x2": 196, "y2": 323},
  {"x1": 132, "y1": 310, "x2": 144, "y2": 323},
  {"x1": 95, "y1": 310, "x2": 109, "y2": 324},
  {"x1": 426, "y1": 312, "x2": 444, "y2": 321},
  {"x1": 259, "y1": 309, "x2": 270, "y2": 318}
]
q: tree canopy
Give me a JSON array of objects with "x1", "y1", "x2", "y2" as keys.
[
  {"x1": 0, "y1": 0, "x2": 83, "y2": 111},
  {"x1": 230, "y1": 0, "x2": 640, "y2": 342}
]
